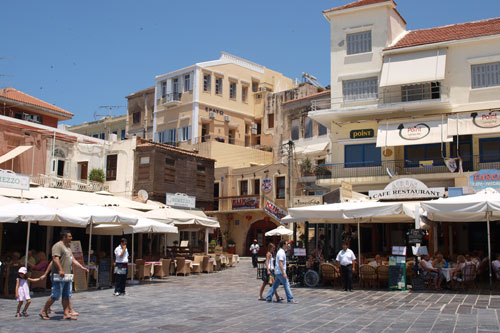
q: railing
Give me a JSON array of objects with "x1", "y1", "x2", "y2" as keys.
[
  {"x1": 310, "y1": 154, "x2": 500, "y2": 180},
  {"x1": 158, "y1": 92, "x2": 181, "y2": 105},
  {"x1": 192, "y1": 135, "x2": 273, "y2": 151},
  {"x1": 311, "y1": 84, "x2": 448, "y2": 111},
  {"x1": 32, "y1": 174, "x2": 109, "y2": 192}
]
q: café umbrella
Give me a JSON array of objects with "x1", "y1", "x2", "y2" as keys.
[{"x1": 265, "y1": 225, "x2": 293, "y2": 236}]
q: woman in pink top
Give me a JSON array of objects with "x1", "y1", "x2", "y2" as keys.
[{"x1": 30, "y1": 252, "x2": 49, "y2": 272}]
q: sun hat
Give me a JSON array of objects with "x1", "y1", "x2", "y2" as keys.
[{"x1": 18, "y1": 267, "x2": 28, "y2": 275}]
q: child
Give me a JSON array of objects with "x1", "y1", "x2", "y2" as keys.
[{"x1": 15, "y1": 267, "x2": 41, "y2": 317}]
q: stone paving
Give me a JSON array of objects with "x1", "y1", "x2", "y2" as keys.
[{"x1": 1, "y1": 259, "x2": 500, "y2": 332}]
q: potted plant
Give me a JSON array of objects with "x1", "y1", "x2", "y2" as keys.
[
  {"x1": 209, "y1": 240, "x2": 217, "y2": 253},
  {"x1": 301, "y1": 158, "x2": 313, "y2": 176},
  {"x1": 173, "y1": 240, "x2": 179, "y2": 247},
  {"x1": 227, "y1": 239, "x2": 236, "y2": 254},
  {"x1": 88, "y1": 168, "x2": 105, "y2": 183}
]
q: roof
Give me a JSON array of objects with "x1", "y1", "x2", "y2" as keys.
[
  {"x1": 323, "y1": 0, "x2": 393, "y2": 14},
  {"x1": 386, "y1": 17, "x2": 500, "y2": 50},
  {"x1": 136, "y1": 138, "x2": 216, "y2": 162},
  {"x1": 126, "y1": 86, "x2": 155, "y2": 99},
  {"x1": 0, "y1": 87, "x2": 73, "y2": 118},
  {"x1": 282, "y1": 90, "x2": 330, "y2": 106}
]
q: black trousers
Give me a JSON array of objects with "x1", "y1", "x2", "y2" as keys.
[
  {"x1": 114, "y1": 271, "x2": 127, "y2": 294},
  {"x1": 252, "y1": 253, "x2": 258, "y2": 268},
  {"x1": 340, "y1": 264, "x2": 353, "y2": 291}
]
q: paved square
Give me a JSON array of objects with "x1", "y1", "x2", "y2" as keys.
[{"x1": 1, "y1": 259, "x2": 499, "y2": 332}]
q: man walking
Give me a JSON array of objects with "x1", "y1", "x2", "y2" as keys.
[
  {"x1": 266, "y1": 240, "x2": 296, "y2": 303},
  {"x1": 336, "y1": 241, "x2": 356, "y2": 292},
  {"x1": 40, "y1": 230, "x2": 88, "y2": 320},
  {"x1": 114, "y1": 238, "x2": 129, "y2": 296},
  {"x1": 249, "y1": 239, "x2": 259, "y2": 268}
]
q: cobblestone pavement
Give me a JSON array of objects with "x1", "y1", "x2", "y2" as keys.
[{"x1": 1, "y1": 259, "x2": 500, "y2": 332}]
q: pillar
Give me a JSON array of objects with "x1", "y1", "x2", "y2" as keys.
[
  {"x1": 443, "y1": 222, "x2": 449, "y2": 256},
  {"x1": 371, "y1": 224, "x2": 377, "y2": 254},
  {"x1": 138, "y1": 234, "x2": 143, "y2": 259}
]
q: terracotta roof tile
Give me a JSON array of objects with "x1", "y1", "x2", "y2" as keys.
[
  {"x1": 0, "y1": 87, "x2": 73, "y2": 118},
  {"x1": 386, "y1": 17, "x2": 500, "y2": 50},
  {"x1": 323, "y1": 0, "x2": 393, "y2": 14}
]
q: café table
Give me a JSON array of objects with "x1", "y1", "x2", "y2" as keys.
[
  {"x1": 145, "y1": 261, "x2": 162, "y2": 276},
  {"x1": 440, "y1": 267, "x2": 453, "y2": 282}
]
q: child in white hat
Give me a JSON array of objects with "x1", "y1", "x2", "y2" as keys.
[{"x1": 15, "y1": 267, "x2": 41, "y2": 317}]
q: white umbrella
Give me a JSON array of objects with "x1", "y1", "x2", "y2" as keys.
[
  {"x1": 265, "y1": 225, "x2": 293, "y2": 236},
  {"x1": 145, "y1": 207, "x2": 220, "y2": 228},
  {"x1": 0, "y1": 195, "x2": 19, "y2": 206}
]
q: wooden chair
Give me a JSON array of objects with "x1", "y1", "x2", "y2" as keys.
[
  {"x1": 320, "y1": 263, "x2": 336, "y2": 287},
  {"x1": 360, "y1": 264, "x2": 378, "y2": 288},
  {"x1": 175, "y1": 257, "x2": 191, "y2": 276},
  {"x1": 160, "y1": 259, "x2": 172, "y2": 277},
  {"x1": 135, "y1": 259, "x2": 152, "y2": 280},
  {"x1": 376, "y1": 265, "x2": 389, "y2": 288},
  {"x1": 214, "y1": 255, "x2": 222, "y2": 271},
  {"x1": 191, "y1": 256, "x2": 203, "y2": 274},
  {"x1": 202, "y1": 256, "x2": 214, "y2": 273},
  {"x1": 30, "y1": 270, "x2": 47, "y2": 290},
  {"x1": 453, "y1": 263, "x2": 477, "y2": 290},
  {"x1": 227, "y1": 254, "x2": 234, "y2": 267}
]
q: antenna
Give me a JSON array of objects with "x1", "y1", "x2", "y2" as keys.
[{"x1": 94, "y1": 105, "x2": 125, "y2": 120}]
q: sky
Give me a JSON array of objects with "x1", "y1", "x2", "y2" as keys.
[{"x1": 1, "y1": 0, "x2": 500, "y2": 125}]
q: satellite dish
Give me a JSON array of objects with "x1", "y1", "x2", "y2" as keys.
[{"x1": 138, "y1": 189, "x2": 148, "y2": 202}]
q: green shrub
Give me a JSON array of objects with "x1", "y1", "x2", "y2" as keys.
[{"x1": 88, "y1": 168, "x2": 105, "y2": 183}]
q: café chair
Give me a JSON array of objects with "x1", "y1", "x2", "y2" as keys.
[
  {"x1": 320, "y1": 263, "x2": 336, "y2": 287},
  {"x1": 376, "y1": 265, "x2": 389, "y2": 288},
  {"x1": 135, "y1": 259, "x2": 152, "y2": 280},
  {"x1": 160, "y1": 258, "x2": 172, "y2": 277},
  {"x1": 202, "y1": 256, "x2": 214, "y2": 273},
  {"x1": 360, "y1": 264, "x2": 378, "y2": 288},
  {"x1": 452, "y1": 263, "x2": 477, "y2": 290},
  {"x1": 175, "y1": 257, "x2": 191, "y2": 276},
  {"x1": 191, "y1": 255, "x2": 203, "y2": 274}
]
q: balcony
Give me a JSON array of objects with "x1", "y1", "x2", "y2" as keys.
[
  {"x1": 310, "y1": 83, "x2": 450, "y2": 118},
  {"x1": 32, "y1": 174, "x2": 109, "y2": 192},
  {"x1": 158, "y1": 92, "x2": 182, "y2": 107}
]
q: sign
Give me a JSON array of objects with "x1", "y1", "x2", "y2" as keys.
[
  {"x1": 0, "y1": 169, "x2": 30, "y2": 190},
  {"x1": 408, "y1": 229, "x2": 423, "y2": 245},
  {"x1": 469, "y1": 169, "x2": 500, "y2": 190},
  {"x1": 389, "y1": 256, "x2": 406, "y2": 291},
  {"x1": 350, "y1": 128, "x2": 374, "y2": 139},
  {"x1": 166, "y1": 192, "x2": 196, "y2": 208},
  {"x1": 341, "y1": 181, "x2": 352, "y2": 199},
  {"x1": 204, "y1": 106, "x2": 224, "y2": 115},
  {"x1": 369, "y1": 178, "x2": 445, "y2": 200},
  {"x1": 231, "y1": 197, "x2": 259, "y2": 210},
  {"x1": 264, "y1": 200, "x2": 287, "y2": 222},
  {"x1": 392, "y1": 246, "x2": 407, "y2": 256},
  {"x1": 261, "y1": 176, "x2": 273, "y2": 193},
  {"x1": 398, "y1": 122, "x2": 430, "y2": 141},
  {"x1": 70, "y1": 241, "x2": 88, "y2": 291},
  {"x1": 292, "y1": 196, "x2": 322, "y2": 207},
  {"x1": 448, "y1": 110, "x2": 500, "y2": 136},
  {"x1": 97, "y1": 259, "x2": 111, "y2": 288},
  {"x1": 294, "y1": 248, "x2": 306, "y2": 256}
]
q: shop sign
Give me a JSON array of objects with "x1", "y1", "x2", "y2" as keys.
[
  {"x1": 350, "y1": 129, "x2": 374, "y2": 139},
  {"x1": 231, "y1": 197, "x2": 259, "y2": 210},
  {"x1": 204, "y1": 106, "x2": 224, "y2": 116},
  {"x1": 261, "y1": 176, "x2": 273, "y2": 193},
  {"x1": 166, "y1": 192, "x2": 196, "y2": 208},
  {"x1": 264, "y1": 200, "x2": 287, "y2": 222},
  {"x1": 398, "y1": 122, "x2": 430, "y2": 141},
  {"x1": 369, "y1": 178, "x2": 445, "y2": 200},
  {"x1": 292, "y1": 196, "x2": 322, "y2": 207},
  {"x1": 469, "y1": 169, "x2": 500, "y2": 190},
  {"x1": 0, "y1": 169, "x2": 30, "y2": 190},
  {"x1": 471, "y1": 110, "x2": 500, "y2": 129}
]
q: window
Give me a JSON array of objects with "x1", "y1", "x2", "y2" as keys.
[
  {"x1": 164, "y1": 158, "x2": 175, "y2": 182},
  {"x1": 276, "y1": 176, "x2": 286, "y2": 199},
  {"x1": 318, "y1": 123, "x2": 327, "y2": 136},
  {"x1": 252, "y1": 81, "x2": 259, "y2": 92},
  {"x1": 239, "y1": 180, "x2": 248, "y2": 196},
  {"x1": 106, "y1": 154, "x2": 117, "y2": 181},
  {"x1": 404, "y1": 143, "x2": 444, "y2": 167},
  {"x1": 254, "y1": 179, "x2": 260, "y2": 195},
  {"x1": 161, "y1": 81, "x2": 167, "y2": 98},
  {"x1": 471, "y1": 61, "x2": 500, "y2": 89},
  {"x1": 165, "y1": 129, "x2": 177, "y2": 145},
  {"x1": 344, "y1": 143, "x2": 381, "y2": 168},
  {"x1": 304, "y1": 117, "x2": 313, "y2": 138},
  {"x1": 291, "y1": 119, "x2": 299, "y2": 140},
  {"x1": 203, "y1": 74, "x2": 211, "y2": 92},
  {"x1": 197, "y1": 165, "x2": 205, "y2": 173},
  {"x1": 343, "y1": 77, "x2": 378, "y2": 101},
  {"x1": 100, "y1": 133, "x2": 105, "y2": 140},
  {"x1": 229, "y1": 82, "x2": 237, "y2": 99},
  {"x1": 401, "y1": 82, "x2": 440, "y2": 102},
  {"x1": 242, "y1": 86, "x2": 248, "y2": 102},
  {"x1": 184, "y1": 74, "x2": 191, "y2": 92},
  {"x1": 172, "y1": 78, "x2": 179, "y2": 100},
  {"x1": 479, "y1": 138, "x2": 500, "y2": 162},
  {"x1": 121, "y1": 129, "x2": 126, "y2": 140},
  {"x1": 346, "y1": 30, "x2": 372, "y2": 55},
  {"x1": 268, "y1": 114, "x2": 274, "y2": 129},
  {"x1": 179, "y1": 126, "x2": 191, "y2": 142},
  {"x1": 215, "y1": 77, "x2": 223, "y2": 95},
  {"x1": 165, "y1": 158, "x2": 175, "y2": 167},
  {"x1": 93, "y1": 134, "x2": 99, "y2": 138},
  {"x1": 228, "y1": 129, "x2": 235, "y2": 144},
  {"x1": 197, "y1": 164, "x2": 206, "y2": 188}
]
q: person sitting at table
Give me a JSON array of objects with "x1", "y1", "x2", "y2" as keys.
[
  {"x1": 20, "y1": 249, "x2": 36, "y2": 268},
  {"x1": 491, "y1": 254, "x2": 500, "y2": 280},
  {"x1": 368, "y1": 254, "x2": 384, "y2": 267},
  {"x1": 306, "y1": 255, "x2": 314, "y2": 270},
  {"x1": 420, "y1": 254, "x2": 443, "y2": 290},
  {"x1": 432, "y1": 253, "x2": 446, "y2": 269},
  {"x1": 10, "y1": 252, "x2": 22, "y2": 266},
  {"x1": 30, "y1": 251, "x2": 49, "y2": 272},
  {"x1": 450, "y1": 255, "x2": 467, "y2": 288}
]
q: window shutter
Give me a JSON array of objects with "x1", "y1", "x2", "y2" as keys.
[{"x1": 178, "y1": 76, "x2": 184, "y2": 93}]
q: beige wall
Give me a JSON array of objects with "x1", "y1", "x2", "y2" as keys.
[
  {"x1": 68, "y1": 116, "x2": 127, "y2": 141},
  {"x1": 196, "y1": 141, "x2": 273, "y2": 168}
]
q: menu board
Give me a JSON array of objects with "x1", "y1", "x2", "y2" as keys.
[
  {"x1": 70, "y1": 241, "x2": 87, "y2": 291},
  {"x1": 98, "y1": 259, "x2": 111, "y2": 288},
  {"x1": 388, "y1": 256, "x2": 406, "y2": 291}
]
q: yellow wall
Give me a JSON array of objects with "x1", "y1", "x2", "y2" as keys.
[{"x1": 196, "y1": 141, "x2": 273, "y2": 168}]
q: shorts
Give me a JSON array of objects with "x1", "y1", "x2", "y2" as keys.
[
  {"x1": 262, "y1": 270, "x2": 269, "y2": 283},
  {"x1": 423, "y1": 270, "x2": 438, "y2": 279},
  {"x1": 50, "y1": 276, "x2": 72, "y2": 300}
]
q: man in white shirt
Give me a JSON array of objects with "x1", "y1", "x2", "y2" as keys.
[
  {"x1": 114, "y1": 238, "x2": 129, "y2": 296},
  {"x1": 266, "y1": 240, "x2": 296, "y2": 303},
  {"x1": 249, "y1": 239, "x2": 259, "y2": 268},
  {"x1": 336, "y1": 242, "x2": 356, "y2": 292}
]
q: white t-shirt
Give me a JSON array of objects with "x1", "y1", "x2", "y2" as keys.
[
  {"x1": 114, "y1": 245, "x2": 129, "y2": 263},
  {"x1": 249, "y1": 244, "x2": 259, "y2": 254},
  {"x1": 492, "y1": 260, "x2": 500, "y2": 279},
  {"x1": 336, "y1": 248, "x2": 356, "y2": 266},
  {"x1": 275, "y1": 248, "x2": 286, "y2": 275}
]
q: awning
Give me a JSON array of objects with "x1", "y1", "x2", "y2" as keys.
[
  {"x1": 447, "y1": 110, "x2": 500, "y2": 136},
  {"x1": 376, "y1": 117, "x2": 452, "y2": 147},
  {"x1": 380, "y1": 49, "x2": 447, "y2": 87},
  {"x1": 294, "y1": 142, "x2": 329, "y2": 155},
  {"x1": 0, "y1": 146, "x2": 33, "y2": 164}
]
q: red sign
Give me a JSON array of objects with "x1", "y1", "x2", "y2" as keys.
[
  {"x1": 264, "y1": 200, "x2": 287, "y2": 222},
  {"x1": 232, "y1": 197, "x2": 259, "y2": 210}
]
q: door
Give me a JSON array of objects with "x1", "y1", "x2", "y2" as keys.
[
  {"x1": 201, "y1": 124, "x2": 208, "y2": 142},
  {"x1": 451, "y1": 135, "x2": 473, "y2": 172},
  {"x1": 213, "y1": 183, "x2": 219, "y2": 211},
  {"x1": 246, "y1": 219, "x2": 279, "y2": 256},
  {"x1": 78, "y1": 161, "x2": 88, "y2": 180},
  {"x1": 57, "y1": 160, "x2": 65, "y2": 177}
]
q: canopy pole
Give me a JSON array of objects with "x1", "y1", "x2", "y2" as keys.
[
  {"x1": 110, "y1": 235, "x2": 113, "y2": 265},
  {"x1": 131, "y1": 231, "x2": 135, "y2": 282},
  {"x1": 24, "y1": 221, "x2": 31, "y2": 268},
  {"x1": 487, "y1": 212, "x2": 492, "y2": 289},
  {"x1": 204, "y1": 228, "x2": 209, "y2": 255},
  {"x1": 164, "y1": 233, "x2": 167, "y2": 257},
  {"x1": 357, "y1": 221, "x2": 361, "y2": 282},
  {"x1": 87, "y1": 221, "x2": 93, "y2": 269}
]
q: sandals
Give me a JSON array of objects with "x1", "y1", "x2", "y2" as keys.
[
  {"x1": 63, "y1": 316, "x2": 77, "y2": 320},
  {"x1": 257, "y1": 297, "x2": 265, "y2": 301},
  {"x1": 15, "y1": 313, "x2": 22, "y2": 318},
  {"x1": 39, "y1": 312, "x2": 50, "y2": 320},
  {"x1": 278, "y1": 296, "x2": 284, "y2": 301},
  {"x1": 22, "y1": 311, "x2": 29, "y2": 317}
]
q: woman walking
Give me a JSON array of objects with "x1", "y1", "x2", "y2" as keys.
[{"x1": 258, "y1": 243, "x2": 283, "y2": 301}]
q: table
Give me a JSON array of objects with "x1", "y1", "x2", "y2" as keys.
[
  {"x1": 145, "y1": 261, "x2": 162, "y2": 276},
  {"x1": 441, "y1": 267, "x2": 453, "y2": 282}
]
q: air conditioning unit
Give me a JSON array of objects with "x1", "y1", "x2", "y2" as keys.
[
  {"x1": 251, "y1": 123, "x2": 257, "y2": 129},
  {"x1": 209, "y1": 111, "x2": 216, "y2": 119},
  {"x1": 224, "y1": 115, "x2": 231, "y2": 122},
  {"x1": 251, "y1": 128, "x2": 258, "y2": 135}
]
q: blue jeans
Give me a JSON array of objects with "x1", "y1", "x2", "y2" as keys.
[
  {"x1": 50, "y1": 275, "x2": 71, "y2": 300},
  {"x1": 266, "y1": 273, "x2": 293, "y2": 302}
]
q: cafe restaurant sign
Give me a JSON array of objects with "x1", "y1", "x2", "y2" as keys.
[
  {"x1": 232, "y1": 197, "x2": 259, "y2": 210},
  {"x1": 369, "y1": 178, "x2": 445, "y2": 200},
  {"x1": 264, "y1": 200, "x2": 287, "y2": 222},
  {"x1": 350, "y1": 129, "x2": 374, "y2": 139},
  {"x1": 0, "y1": 169, "x2": 30, "y2": 191},
  {"x1": 469, "y1": 169, "x2": 500, "y2": 190},
  {"x1": 292, "y1": 196, "x2": 322, "y2": 207},
  {"x1": 166, "y1": 192, "x2": 196, "y2": 208}
]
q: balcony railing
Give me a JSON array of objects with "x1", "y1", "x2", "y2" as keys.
[
  {"x1": 158, "y1": 92, "x2": 181, "y2": 105},
  {"x1": 311, "y1": 84, "x2": 448, "y2": 111},
  {"x1": 309, "y1": 155, "x2": 500, "y2": 180},
  {"x1": 32, "y1": 174, "x2": 109, "y2": 192}
]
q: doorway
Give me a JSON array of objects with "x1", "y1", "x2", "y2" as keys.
[
  {"x1": 57, "y1": 160, "x2": 65, "y2": 177},
  {"x1": 201, "y1": 124, "x2": 208, "y2": 142},
  {"x1": 246, "y1": 219, "x2": 279, "y2": 256},
  {"x1": 78, "y1": 161, "x2": 88, "y2": 180},
  {"x1": 451, "y1": 135, "x2": 473, "y2": 172}
]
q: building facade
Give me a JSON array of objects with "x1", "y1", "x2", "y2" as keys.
[
  {"x1": 67, "y1": 115, "x2": 127, "y2": 141},
  {"x1": 126, "y1": 87, "x2": 155, "y2": 140}
]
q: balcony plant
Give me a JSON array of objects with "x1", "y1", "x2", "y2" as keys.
[
  {"x1": 227, "y1": 239, "x2": 236, "y2": 254},
  {"x1": 88, "y1": 168, "x2": 105, "y2": 183},
  {"x1": 301, "y1": 158, "x2": 313, "y2": 176},
  {"x1": 313, "y1": 165, "x2": 330, "y2": 177}
]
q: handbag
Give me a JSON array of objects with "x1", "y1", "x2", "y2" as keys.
[{"x1": 268, "y1": 272, "x2": 275, "y2": 286}]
